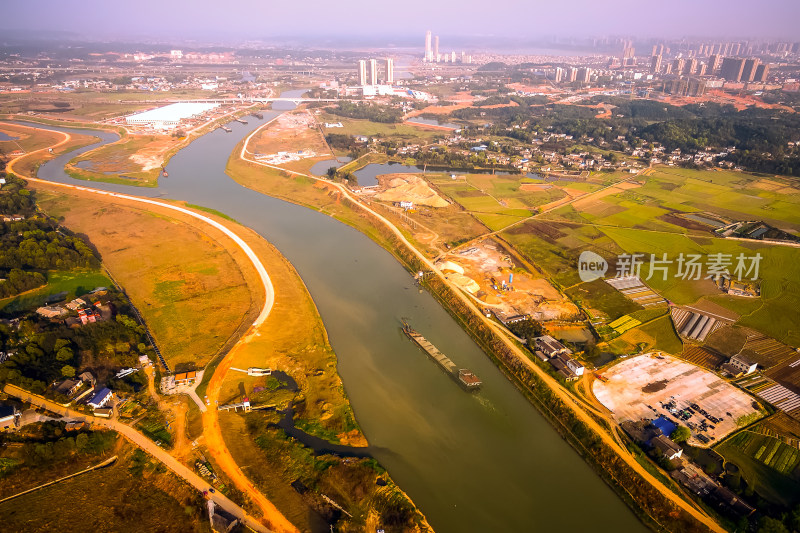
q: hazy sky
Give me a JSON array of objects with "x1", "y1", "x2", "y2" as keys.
[{"x1": 3, "y1": 0, "x2": 800, "y2": 43}]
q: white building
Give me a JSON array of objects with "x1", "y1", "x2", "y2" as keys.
[
  {"x1": 727, "y1": 353, "x2": 758, "y2": 376},
  {"x1": 369, "y1": 59, "x2": 378, "y2": 86},
  {"x1": 88, "y1": 387, "x2": 113, "y2": 409},
  {"x1": 358, "y1": 60, "x2": 367, "y2": 86},
  {"x1": 125, "y1": 102, "x2": 219, "y2": 129},
  {"x1": 385, "y1": 58, "x2": 394, "y2": 84}
]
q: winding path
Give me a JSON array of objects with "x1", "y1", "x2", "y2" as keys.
[
  {"x1": 7, "y1": 133, "x2": 297, "y2": 533},
  {"x1": 239, "y1": 120, "x2": 724, "y2": 533}
]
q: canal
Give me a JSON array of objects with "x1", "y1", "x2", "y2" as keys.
[{"x1": 26, "y1": 100, "x2": 645, "y2": 532}]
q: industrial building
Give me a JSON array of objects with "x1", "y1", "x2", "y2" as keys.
[{"x1": 125, "y1": 102, "x2": 219, "y2": 128}]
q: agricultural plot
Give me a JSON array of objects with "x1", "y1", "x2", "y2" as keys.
[
  {"x1": 767, "y1": 355, "x2": 800, "y2": 395},
  {"x1": 605, "y1": 276, "x2": 667, "y2": 307},
  {"x1": 727, "y1": 431, "x2": 800, "y2": 474},
  {"x1": 716, "y1": 430, "x2": 800, "y2": 507},
  {"x1": 680, "y1": 345, "x2": 727, "y2": 370},
  {"x1": 608, "y1": 314, "x2": 642, "y2": 334},
  {"x1": 759, "y1": 412, "x2": 800, "y2": 441},
  {"x1": 742, "y1": 376, "x2": 800, "y2": 420},
  {"x1": 670, "y1": 307, "x2": 730, "y2": 342},
  {"x1": 746, "y1": 331, "x2": 799, "y2": 369},
  {"x1": 503, "y1": 166, "x2": 800, "y2": 347}
]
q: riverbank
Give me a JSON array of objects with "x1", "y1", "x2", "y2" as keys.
[
  {"x1": 9, "y1": 120, "x2": 431, "y2": 532},
  {"x1": 227, "y1": 106, "x2": 724, "y2": 533},
  {"x1": 17, "y1": 114, "x2": 666, "y2": 532}
]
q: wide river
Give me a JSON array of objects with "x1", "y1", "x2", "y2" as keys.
[{"x1": 27, "y1": 96, "x2": 645, "y2": 532}]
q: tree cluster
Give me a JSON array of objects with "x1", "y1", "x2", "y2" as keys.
[
  {"x1": 0, "y1": 291, "x2": 147, "y2": 394},
  {"x1": 0, "y1": 175, "x2": 36, "y2": 216},
  {"x1": 329, "y1": 101, "x2": 403, "y2": 123}
]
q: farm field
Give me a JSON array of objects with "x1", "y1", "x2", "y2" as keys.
[
  {"x1": 499, "y1": 167, "x2": 800, "y2": 347},
  {"x1": 35, "y1": 186, "x2": 258, "y2": 369},
  {"x1": 716, "y1": 430, "x2": 800, "y2": 507}
]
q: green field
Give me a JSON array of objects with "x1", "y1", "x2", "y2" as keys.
[
  {"x1": 609, "y1": 314, "x2": 642, "y2": 334},
  {"x1": 716, "y1": 431, "x2": 800, "y2": 507},
  {"x1": 319, "y1": 113, "x2": 441, "y2": 141},
  {"x1": 0, "y1": 270, "x2": 112, "y2": 314},
  {"x1": 499, "y1": 167, "x2": 800, "y2": 346}
]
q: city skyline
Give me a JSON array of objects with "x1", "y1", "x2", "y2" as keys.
[{"x1": 3, "y1": 0, "x2": 800, "y2": 42}]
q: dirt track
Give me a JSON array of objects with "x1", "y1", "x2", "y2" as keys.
[{"x1": 239, "y1": 121, "x2": 725, "y2": 533}]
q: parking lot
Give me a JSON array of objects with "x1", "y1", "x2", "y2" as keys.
[{"x1": 593, "y1": 353, "x2": 763, "y2": 446}]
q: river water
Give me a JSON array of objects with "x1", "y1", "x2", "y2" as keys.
[{"x1": 26, "y1": 96, "x2": 645, "y2": 532}]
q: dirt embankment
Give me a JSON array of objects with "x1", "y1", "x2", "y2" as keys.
[{"x1": 375, "y1": 174, "x2": 449, "y2": 208}]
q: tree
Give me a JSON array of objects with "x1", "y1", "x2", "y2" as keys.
[
  {"x1": 56, "y1": 347, "x2": 74, "y2": 362},
  {"x1": 789, "y1": 505, "x2": 800, "y2": 533},
  {"x1": 75, "y1": 432, "x2": 89, "y2": 451},
  {"x1": 61, "y1": 365, "x2": 76, "y2": 378},
  {"x1": 670, "y1": 425, "x2": 691, "y2": 443},
  {"x1": 326, "y1": 166, "x2": 337, "y2": 180},
  {"x1": 757, "y1": 516, "x2": 789, "y2": 533}
]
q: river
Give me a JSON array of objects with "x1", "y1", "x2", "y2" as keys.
[{"x1": 25, "y1": 96, "x2": 645, "y2": 532}]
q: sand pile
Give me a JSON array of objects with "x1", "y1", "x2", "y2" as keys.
[{"x1": 375, "y1": 175, "x2": 449, "y2": 208}]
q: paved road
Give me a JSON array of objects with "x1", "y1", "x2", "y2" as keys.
[{"x1": 3, "y1": 384, "x2": 271, "y2": 533}]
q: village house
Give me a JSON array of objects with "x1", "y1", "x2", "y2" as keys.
[
  {"x1": 651, "y1": 434, "x2": 684, "y2": 461},
  {"x1": 174, "y1": 371, "x2": 198, "y2": 386},
  {"x1": 0, "y1": 404, "x2": 17, "y2": 431},
  {"x1": 88, "y1": 387, "x2": 113, "y2": 409}
]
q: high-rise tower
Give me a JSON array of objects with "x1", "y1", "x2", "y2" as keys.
[
  {"x1": 385, "y1": 58, "x2": 394, "y2": 84},
  {"x1": 369, "y1": 58, "x2": 378, "y2": 86},
  {"x1": 358, "y1": 59, "x2": 367, "y2": 86},
  {"x1": 424, "y1": 31, "x2": 432, "y2": 62}
]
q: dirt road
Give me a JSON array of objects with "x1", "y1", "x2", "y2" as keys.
[
  {"x1": 239, "y1": 124, "x2": 724, "y2": 533},
  {"x1": 3, "y1": 384, "x2": 271, "y2": 533},
  {"x1": 8, "y1": 135, "x2": 296, "y2": 533}
]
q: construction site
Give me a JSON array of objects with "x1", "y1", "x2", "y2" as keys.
[
  {"x1": 593, "y1": 353, "x2": 764, "y2": 447},
  {"x1": 437, "y1": 239, "x2": 581, "y2": 323},
  {"x1": 373, "y1": 174, "x2": 450, "y2": 207}
]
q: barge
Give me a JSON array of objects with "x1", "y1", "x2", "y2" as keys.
[{"x1": 402, "y1": 321, "x2": 482, "y2": 391}]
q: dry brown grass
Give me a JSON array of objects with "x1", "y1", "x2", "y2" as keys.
[
  {"x1": 0, "y1": 441, "x2": 208, "y2": 533},
  {"x1": 249, "y1": 111, "x2": 330, "y2": 159},
  {"x1": 34, "y1": 185, "x2": 258, "y2": 369}
]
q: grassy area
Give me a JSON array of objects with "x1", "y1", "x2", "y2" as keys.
[
  {"x1": 618, "y1": 315, "x2": 683, "y2": 354},
  {"x1": 0, "y1": 443, "x2": 208, "y2": 532},
  {"x1": 716, "y1": 430, "x2": 800, "y2": 507},
  {"x1": 318, "y1": 112, "x2": 442, "y2": 142},
  {"x1": 221, "y1": 412, "x2": 426, "y2": 533},
  {"x1": 497, "y1": 166, "x2": 800, "y2": 346},
  {"x1": 0, "y1": 270, "x2": 112, "y2": 314},
  {"x1": 66, "y1": 134, "x2": 180, "y2": 186},
  {"x1": 35, "y1": 187, "x2": 257, "y2": 368},
  {"x1": 0, "y1": 89, "x2": 214, "y2": 121},
  {"x1": 0, "y1": 122, "x2": 65, "y2": 153}
]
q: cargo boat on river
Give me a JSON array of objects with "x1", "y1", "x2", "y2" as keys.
[{"x1": 402, "y1": 320, "x2": 482, "y2": 391}]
